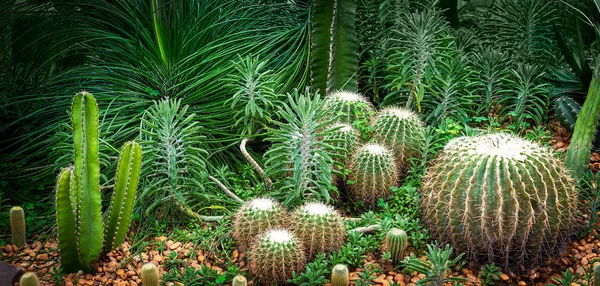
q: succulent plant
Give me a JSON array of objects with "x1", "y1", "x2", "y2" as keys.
[
  {"x1": 141, "y1": 263, "x2": 160, "y2": 286},
  {"x1": 19, "y1": 272, "x2": 40, "y2": 286},
  {"x1": 384, "y1": 228, "x2": 408, "y2": 265},
  {"x1": 371, "y1": 107, "x2": 426, "y2": 169},
  {"x1": 554, "y1": 96, "x2": 581, "y2": 133},
  {"x1": 330, "y1": 264, "x2": 349, "y2": 286},
  {"x1": 232, "y1": 275, "x2": 248, "y2": 286},
  {"x1": 594, "y1": 263, "x2": 600, "y2": 286},
  {"x1": 10, "y1": 206, "x2": 26, "y2": 248},
  {"x1": 324, "y1": 91, "x2": 375, "y2": 125},
  {"x1": 233, "y1": 198, "x2": 288, "y2": 250},
  {"x1": 250, "y1": 228, "x2": 306, "y2": 285},
  {"x1": 421, "y1": 133, "x2": 578, "y2": 270},
  {"x1": 348, "y1": 143, "x2": 399, "y2": 207},
  {"x1": 323, "y1": 123, "x2": 361, "y2": 168},
  {"x1": 290, "y1": 202, "x2": 345, "y2": 258}
]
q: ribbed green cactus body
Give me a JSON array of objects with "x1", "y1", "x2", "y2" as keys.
[
  {"x1": 250, "y1": 229, "x2": 306, "y2": 285},
  {"x1": 290, "y1": 202, "x2": 345, "y2": 258},
  {"x1": 348, "y1": 144, "x2": 398, "y2": 206},
  {"x1": 372, "y1": 107, "x2": 426, "y2": 169},
  {"x1": 330, "y1": 264, "x2": 349, "y2": 286},
  {"x1": 10, "y1": 206, "x2": 26, "y2": 247},
  {"x1": 324, "y1": 91, "x2": 374, "y2": 124},
  {"x1": 232, "y1": 275, "x2": 248, "y2": 286},
  {"x1": 233, "y1": 198, "x2": 288, "y2": 250},
  {"x1": 594, "y1": 263, "x2": 600, "y2": 286},
  {"x1": 421, "y1": 133, "x2": 578, "y2": 269},
  {"x1": 554, "y1": 96, "x2": 581, "y2": 133},
  {"x1": 141, "y1": 263, "x2": 160, "y2": 286},
  {"x1": 19, "y1": 272, "x2": 40, "y2": 286},
  {"x1": 324, "y1": 123, "x2": 361, "y2": 166},
  {"x1": 384, "y1": 228, "x2": 408, "y2": 265}
]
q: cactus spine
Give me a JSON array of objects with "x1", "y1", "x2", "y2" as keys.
[
  {"x1": 324, "y1": 91, "x2": 374, "y2": 125},
  {"x1": 56, "y1": 92, "x2": 142, "y2": 273},
  {"x1": 421, "y1": 133, "x2": 578, "y2": 270},
  {"x1": 233, "y1": 198, "x2": 288, "y2": 250},
  {"x1": 554, "y1": 96, "x2": 581, "y2": 133},
  {"x1": 290, "y1": 202, "x2": 345, "y2": 258},
  {"x1": 19, "y1": 272, "x2": 40, "y2": 286},
  {"x1": 10, "y1": 206, "x2": 26, "y2": 247},
  {"x1": 348, "y1": 143, "x2": 399, "y2": 206},
  {"x1": 232, "y1": 275, "x2": 248, "y2": 286},
  {"x1": 384, "y1": 228, "x2": 408, "y2": 265},
  {"x1": 141, "y1": 263, "x2": 160, "y2": 286},
  {"x1": 249, "y1": 229, "x2": 306, "y2": 285},
  {"x1": 330, "y1": 264, "x2": 349, "y2": 286}
]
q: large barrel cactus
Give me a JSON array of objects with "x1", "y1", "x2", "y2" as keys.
[
  {"x1": 249, "y1": 229, "x2": 306, "y2": 285},
  {"x1": 324, "y1": 91, "x2": 375, "y2": 124},
  {"x1": 233, "y1": 198, "x2": 288, "y2": 250},
  {"x1": 421, "y1": 133, "x2": 578, "y2": 270},
  {"x1": 348, "y1": 143, "x2": 399, "y2": 207},
  {"x1": 290, "y1": 202, "x2": 345, "y2": 258}
]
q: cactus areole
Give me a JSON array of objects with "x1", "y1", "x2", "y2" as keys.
[{"x1": 421, "y1": 133, "x2": 578, "y2": 270}]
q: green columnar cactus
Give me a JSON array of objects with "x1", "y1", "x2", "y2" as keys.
[
  {"x1": 232, "y1": 275, "x2": 248, "y2": 286},
  {"x1": 594, "y1": 263, "x2": 600, "y2": 286},
  {"x1": 330, "y1": 264, "x2": 349, "y2": 286},
  {"x1": 233, "y1": 198, "x2": 288, "y2": 250},
  {"x1": 56, "y1": 92, "x2": 142, "y2": 273},
  {"x1": 324, "y1": 123, "x2": 361, "y2": 168},
  {"x1": 249, "y1": 229, "x2": 306, "y2": 285},
  {"x1": 141, "y1": 263, "x2": 160, "y2": 286},
  {"x1": 421, "y1": 133, "x2": 578, "y2": 270},
  {"x1": 10, "y1": 206, "x2": 26, "y2": 247},
  {"x1": 372, "y1": 107, "x2": 426, "y2": 169},
  {"x1": 19, "y1": 272, "x2": 40, "y2": 286},
  {"x1": 554, "y1": 96, "x2": 581, "y2": 133},
  {"x1": 348, "y1": 143, "x2": 399, "y2": 207},
  {"x1": 384, "y1": 228, "x2": 408, "y2": 265},
  {"x1": 290, "y1": 202, "x2": 345, "y2": 258},
  {"x1": 324, "y1": 91, "x2": 374, "y2": 124}
]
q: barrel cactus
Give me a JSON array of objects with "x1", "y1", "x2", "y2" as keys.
[
  {"x1": 372, "y1": 107, "x2": 426, "y2": 169},
  {"x1": 594, "y1": 263, "x2": 600, "y2": 286},
  {"x1": 421, "y1": 133, "x2": 578, "y2": 270},
  {"x1": 249, "y1": 229, "x2": 306, "y2": 285},
  {"x1": 324, "y1": 91, "x2": 375, "y2": 125},
  {"x1": 384, "y1": 228, "x2": 408, "y2": 265},
  {"x1": 232, "y1": 275, "x2": 248, "y2": 286},
  {"x1": 290, "y1": 202, "x2": 345, "y2": 258},
  {"x1": 348, "y1": 143, "x2": 399, "y2": 206},
  {"x1": 10, "y1": 206, "x2": 26, "y2": 247},
  {"x1": 324, "y1": 123, "x2": 361, "y2": 168},
  {"x1": 233, "y1": 198, "x2": 288, "y2": 250},
  {"x1": 19, "y1": 272, "x2": 40, "y2": 286},
  {"x1": 141, "y1": 263, "x2": 160, "y2": 286},
  {"x1": 330, "y1": 264, "x2": 349, "y2": 286}
]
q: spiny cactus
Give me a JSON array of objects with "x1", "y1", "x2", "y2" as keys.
[
  {"x1": 56, "y1": 92, "x2": 142, "y2": 273},
  {"x1": 372, "y1": 107, "x2": 426, "y2": 169},
  {"x1": 249, "y1": 228, "x2": 306, "y2": 285},
  {"x1": 232, "y1": 275, "x2": 248, "y2": 286},
  {"x1": 384, "y1": 228, "x2": 408, "y2": 265},
  {"x1": 141, "y1": 263, "x2": 160, "y2": 286},
  {"x1": 421, "y1": 133, "x2": 578, "y2": 270},
  {"x1": 348, "y1": 143, "x2": 399, "y2": 207},
  {"x1": 330, "y1": 264, "x2": 349, "y2": 286},
  {"x1": 554, "y1": 96, "x2": 581, "y2": 133},
  {"x1": 594, "y1": 263, "x2": 600, "y2": 286},
  {"x1": 324, "y1": 123, "x2": 361, "y2": 168},
  {"x1": 10, "y1": 206, "x2": 26, "y2": 247},
  {"x1": 233, "y1": 198, "x2": 288, "y2": 250},
  {"x1": 290, "y1": 202, "x2": 345, "y2": 258},
  {"x1": 324, "y1": 91, "x2": 374, "y2": 125},
  {"x1": 19, "y1": 272, "x2": 40, "y2": 286}
]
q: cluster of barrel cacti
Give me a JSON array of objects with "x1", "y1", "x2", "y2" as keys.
[{"x1": 233, "y1": 198, "x2": 288, "y2": 250}]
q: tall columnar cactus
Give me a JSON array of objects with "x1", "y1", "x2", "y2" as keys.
[
  {"x1": 290, "y1": 202, "x2": 345, "y2": 258},
  {"x1": 232, "y1": 275, "x2": 248, "y2": 286},
  {"x1": 233, "y1": 198, "x2": 288, "y2": 250},
  {"x1": 324, "y1": 91, "x2": 374, "y2": 125},
  {"x1": 330, "y1": 264, "x2": 349, "y2": 286},
  {"x1": 249, "y1": 229, "x2": 306, "y2": 285},
  {"x1": 19, "y1": 272, "x2": 40, "y2": 286},
  {"x1": 421, "y1": 133, "x2": 578, "y2": 270},
  {"x1": 323, "y1": 123, "x2": 361, "y2": 169},
  {"x1": 372, "y1": 107, "x2": 426, "y2": 169},
  {"x1": 348, "y1": 143, "x2": 399, "y2": 207},
  {"x1": 10, "y1": 206, "x2": 26, "y2": 247},
  {"x1": 554, "y1": 96, "x2": 581, "y2": 133},
  {"x1": 141, "y1": 263, "x2": 160, "y2": 286},
  {"x1": 56, "y1": 92, "x2": 142, "y2": 273},
  {"x1": 384, "y1": 228, "x2": 408, "y2": 265}
]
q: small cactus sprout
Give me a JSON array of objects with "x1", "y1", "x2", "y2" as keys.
[
  {"x1": 233, "y1": 198, "x2": 288, "y2": 249},
  {"x1": 232, "y1": 275, "x2": 248, "y2": 286},
  {"x1": 330, "y1": 264, "x2": 349, "y2": 286},
  {"x1": 324, "y1": 91, "x2": 375, "y2": 124},
  {"x1": 10, "y1": 206, "x2": 26, "y2": 247},
  {"x1": 290, "y1": 202, "x2": 345, "y2": 258},
  {"x1": 141, "y1": 263, "x2": 160, "y2": 286},
  {"x1": 372, "y1": 107, "x2": 426, "y2": 170},
  {"x1": 250, "y1": 228, "x2": 306, "y2": 285},
  {"x1": 348, "y1": 143, "x2": 399, "y2": 207},
  {"x1": 594, "y1": 263, "x2": 600, "y2": 286},
  {"x1": 19, "y1": 272, "x2": 40, "y2": 286},
  {"x1": 384, "y1": 228, "x2": 408, "y2": 265}
]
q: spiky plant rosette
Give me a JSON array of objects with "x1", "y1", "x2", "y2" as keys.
[
  {"x1": 290, "y1": 202, "x2": 346, "y2": 258},
  {"x1": 348, "y1": 143, "x2": 399, "y2": 207},
  {"x1": 233, "y1": 198, "x2": 288, "y2": 250},
  {"x1": 421, "y1": 133, "x2": 578, "y2": 270},
  {"x1": 249, "y1": 228, "x2": 306, "y2": 285},
  {"x1": 324, "y1": 91, "x2": 375, "y2": 125}
]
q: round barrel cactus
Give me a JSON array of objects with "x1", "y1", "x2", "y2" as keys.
[
  {"x1": 330, "y1": 264, "x2": 349, "y2": 286},
  {"x1": 372, "y1": 107, "x2": 426, "y2": 169},
  {"x1": 19, "y1": 272, "x2": 40, "y2": 286},
  {"x1": 290, "y1": 202, "x2": 345, "y2": 258},
  {"x1": 384, "y1": 228, "x2": 408, "y2": 265},
  {"x1": 232, "y1": 275, "x2": 247, "y2": 286},
  {"x1": 324, "y1": 123, "x2": 361, "y2": 167},
  {"x1": 233, "y1": 198, "x2": 288, "y2": 250},
  {"x1": 421, "y1": 133, "x2": 578, "y2": 270},
  {"x1": 324, "y1": 91, "x2": 375, "y2": 124},
  {"x1": 348, "y1": 143, "x2": 399, "y2": 206},
  {"x1": 250, "y1": 229, "x2": 306, "y2": 285},
  {"x1": 141, "y1": 263, "x2": 160, "y2": 286}
]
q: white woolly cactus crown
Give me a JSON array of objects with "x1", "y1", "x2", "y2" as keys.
[
  {"x1": 250, "y1": 228, "x2": 306, "y2": 285},
  {"x1": 249, "y1": 197, "x2": 276, "y2": 211},
  {"x1": 291, "y1": 202, "x2": 345, "y2": 258},
  {"x1": 232, "y1": 197, "x2": 288, "y2": 250}
]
